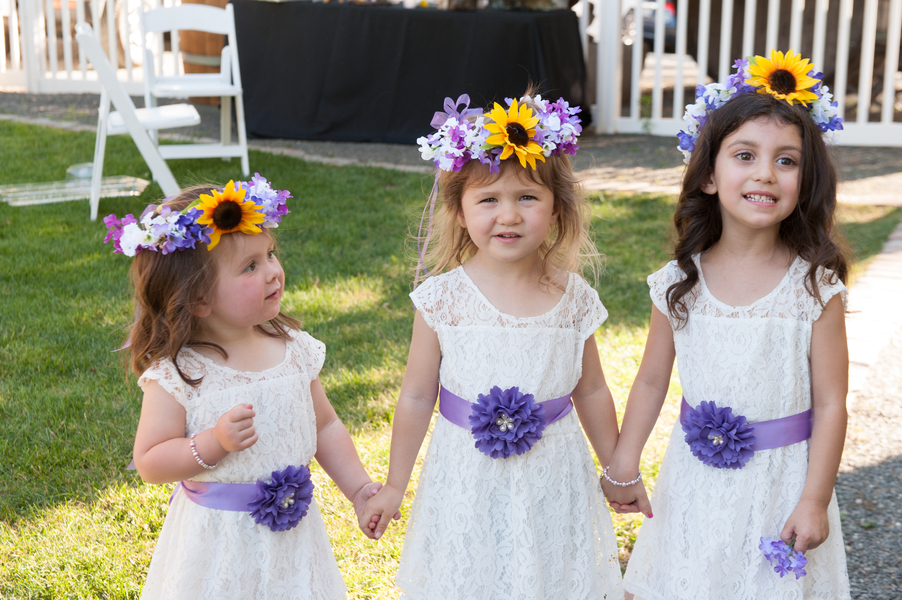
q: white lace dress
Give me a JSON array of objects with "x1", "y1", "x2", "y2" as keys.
[
  {"x1": 397, "y1": 267, "x2": 623, "y2": 600},
  {"x1": 623, "y1": 256, "x2": 851, "y2": 600},
  {"x1": 137, "y1": 330, "x2": 347, "y2": 600}
]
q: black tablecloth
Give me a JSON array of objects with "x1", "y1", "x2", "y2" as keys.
[{"x1": 232, "y1": 0, "x2": 587, "y2": 144}]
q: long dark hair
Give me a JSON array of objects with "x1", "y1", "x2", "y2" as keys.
[
  {"x1": 667, "y1": 92, "x2": 849, "y2": 327},
  {"x1": 126, "y1": 186, "x2": 301, "y2": 385}
]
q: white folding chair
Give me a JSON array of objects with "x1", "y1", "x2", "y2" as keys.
[
  {"x1": 140, "y1": 2, "x2": 249, "y2": 176},
  {"x1": 75, "y1": 23, "x2": 198, "y2": 220}
]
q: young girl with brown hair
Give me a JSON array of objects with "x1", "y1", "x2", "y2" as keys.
[
  {"x1": 361, "y1": 92, "x2": 623, "y2": 599},
  {"x1": 105, "y1": 176, "x2": 385, "y2": 599},
  {"x1": 605, "y1": 51, "x2": 852, "y2": 599}
]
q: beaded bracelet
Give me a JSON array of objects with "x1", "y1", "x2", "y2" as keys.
[
  {"x1": 602, "y1": 465, "x2": 641, "y2": 487},
  {"x1": 190, "y1": 433, "x2": 217, "y2": 470}
]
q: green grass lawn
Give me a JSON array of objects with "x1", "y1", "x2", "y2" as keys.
[{"x1": 1, "y1": 120, "x2": 899, "y2": 599}]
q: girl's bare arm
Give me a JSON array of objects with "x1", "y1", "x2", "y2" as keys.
[{"x1": 362, "y1": 310, "x2": 442, "y2": 538}]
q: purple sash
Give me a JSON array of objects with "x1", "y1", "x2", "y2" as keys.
[
  {"x1": 439, "y1": 386, "x2": 573, "y2": 429},
  {"x1": 171, "y1": 480, "x2": 259, "y2": 511},
  {"x1": 680, "y1": 397, "x2": 813, "y2": 451}
]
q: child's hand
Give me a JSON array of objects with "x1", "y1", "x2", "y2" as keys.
[
  {"x1": 351, "y1": 481, "x2": 401, "y2": 540},
  {"x1": 781, "y1": 498, "x2": 830, "y2": 553},
  {"x1": 360, "y1": 483, "x2": 404, "y2": 540},
  {"x1": 213, "y1": 404, "x2": 257, "y2": 453},
  {"x1": 600, "y1": 474, "x2": 653, "y2": 518}
]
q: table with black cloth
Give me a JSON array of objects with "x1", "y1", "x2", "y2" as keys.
[{"x1": 232, "y1": 0, "x2": 588, "y2": 144}]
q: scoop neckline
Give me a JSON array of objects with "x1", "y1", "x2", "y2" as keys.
[
  {"x1": 183, "y1": 336, "x2": 289, "y2": 375},
  {"x1": 457, "y1": 266, "x2": 572, "y2": 321},
  {"x1": 695, "y1": 253, "x2": 799, "y2": 310}
]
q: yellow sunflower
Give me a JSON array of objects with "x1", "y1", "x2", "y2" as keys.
[
  {"x1": 484, "y1": 100, "x2": 546, "y2": 169},
  {"x1": 195, "y1": 180, "x2": 265, "y2": 249},
  {"x1": 745, "y1": 49, "x2": 819, "y2": 106}
]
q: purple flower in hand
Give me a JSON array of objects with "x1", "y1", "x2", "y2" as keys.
[
  {"x1": 682, "y1": 400, "x2": 756, "y2": 469},
  {"x1": 760, "y1": 536, "x2": 808, "y2": 579},
  {"x1": 469, "y1": 386, "x2": 545, "y2": 459},
  {"x1": 788, "y1": 550, "x2": 808, "y2": 579},
  {"x1": 248, "y1": 464, "x2": 314, "y2": 532}
]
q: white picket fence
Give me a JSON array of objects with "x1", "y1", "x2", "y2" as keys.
[
  {"x1": 578, "y1": 0, "x2": 902, "y2": 145},
  {"x1": 2, "y1": 0, "x2": 901, "y2": 146},
  {"x1": 0, "y1": 0, "x2": 164, "y2": 95}
]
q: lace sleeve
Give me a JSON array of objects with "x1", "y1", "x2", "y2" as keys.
[
  {"x1": 647, "y1": 260, "x2": 683, "y2": 317},
  {"x1": 811, "y1": 266, "x2": 849, "y2": 322},
  {"x1": 294, "y1": 331, "x2": 326, "y2": 381},
  {"x1": 573, "y1": 276, "x2": 608, "y2": 339},
  {"x1": 138, "y1": 358, "x2": 188, "y2": 407},
  {"x1": 409, "y1": 276, "x2": 438, "y2": 330}
]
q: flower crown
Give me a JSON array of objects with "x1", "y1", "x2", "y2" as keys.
[
  {"x1": 104, "y1": 174, "x2": 290, "y2": 257},
  {"x1": 417, "y1": 93, "x2": 582, "y2": 172},
  {"x1": 677, "y1": 49, "x2": 844, "y2": 164}
]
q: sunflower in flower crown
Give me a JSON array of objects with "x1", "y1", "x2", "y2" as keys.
[
  {"x1": 484, "y1": 99, "x2": 546, "y2": 169},
  {"x1": 195, "y1": 180, "x2": 265, "y2": 249},
  {"x1": 745, "y1": 49, "x2": 820, "y2": 106}
]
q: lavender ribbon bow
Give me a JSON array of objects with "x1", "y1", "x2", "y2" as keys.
[{"x1": 430, "y1": 94, "x2": 483, "y2": 129}]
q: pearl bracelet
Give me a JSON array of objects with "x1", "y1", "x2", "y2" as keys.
[
  {"x1": 190, "y1": 433, "x2": 217, "y2": 470},
  {"x1": 602, "y1": 465, "x2": 641, "y2": 487}
]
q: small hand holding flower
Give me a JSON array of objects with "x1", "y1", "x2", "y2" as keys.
[
  {"x1": 213, "y1": 403, "x2": 258, "y2": 453},
  {"x1": 360, "y1": 483, "x2": 404, "y2": 541},
  {"x1": 780, "y1": 497, "x2": 830, "y2": 553}
]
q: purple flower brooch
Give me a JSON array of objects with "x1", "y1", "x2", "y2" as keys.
[
  {"x1": 760, "y1": 536, "x2": 808, "y2": 579},
  {"x1": 247, "y1": 464, "x2": 314, "y2": 532},
  {"x1": 681, "y1": 400, "x2": 756, "y2": 469},
  {"x1": 468, "y1": 386, "x2": 546, "y2": 459}
]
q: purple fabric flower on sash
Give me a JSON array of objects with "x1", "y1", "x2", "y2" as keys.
[
  {"x1": 247, "y1": 464, "x2": 314, "y2": 532},
  {"x1": 469, "y1": 386, "x2": 546, "y2": 459},
  {"x1": 681, "y1": 400, "x2": 756, "y2": 469}
]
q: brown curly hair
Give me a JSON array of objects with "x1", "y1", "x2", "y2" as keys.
[
  {"x1": 125, "y1": 185, "x2": 301, "y2": 385},
  {"x1": 667, "y1": 92, "x2": 850, "y2": 327}
]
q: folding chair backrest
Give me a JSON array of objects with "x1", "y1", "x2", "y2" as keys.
[
  {"x1": 141, "y1": 3, "x2": 234, "y2": 36},
  {"x1": 74, "y1": 22, "x2": 180, "y2": 197},
  {"x1": 76, "y1": 23, "x2": 141, "y2": 120},
  {"x1": 139, "y1": 3, "x2": 242, "y2": 91}
]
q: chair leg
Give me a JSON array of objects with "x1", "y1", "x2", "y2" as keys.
[
  {"x1": 235, "y1": 93, "x2": 249, "y2": 176},
  {"x1": 221, "y1": 96, "x2": 232, "y2": 153},
  {"x1": 91, "y1": 91, "x2": 111, "y2": 221},
  {"x1": 147, "y1": 94, "x2": 159, "y2": 145}
]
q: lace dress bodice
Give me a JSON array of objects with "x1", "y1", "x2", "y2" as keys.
[
  {"x1": 396, "y1": 267, "x2": 623, "y2": 600},
  {"x1": 623, "y1": 256, "x2": 851, "y2": 600},
  {"x1": 137, "y1": 331, "x2": 346, "y2": 600}
]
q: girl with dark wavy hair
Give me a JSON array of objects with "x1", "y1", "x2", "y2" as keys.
[{"x1": 606, "y1": 51, "x2": 852, "y2": 599}]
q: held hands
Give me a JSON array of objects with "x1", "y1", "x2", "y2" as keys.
[
  {"x1": 360, "y1": 483, "x2": 405, "y2": 540},
  {"x1": 351, "y1": 481, "x2": 401, "y2": 540},
  {"x1": 600, "y1": 465, "x2": 654, "y2": 518},
  {"x1": 781, "y1": 498, "x2": 831, "y2": 553},
  {"x1": 213, "y1": 404, "x2": 258, "y2": 453}
]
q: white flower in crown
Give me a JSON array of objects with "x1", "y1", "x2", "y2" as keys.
[{"x1": 119, "y1": 222, "x2": 150, "y2": 257}]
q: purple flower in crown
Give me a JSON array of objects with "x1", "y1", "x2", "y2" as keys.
[
  {"x1": 682, "y1": 400, "x2": 756, "y2": 469},
  {"x1": 247, "y1": 464, "x2": 315, "y2": 532},
  {"x1": 469, "y1": 386, "x2": 546, "y2": 459},
  {"x1": 103, "y1": 213, "x2": 137, "y2": 254},
  {"x1": 243, "y1": 173, "x2": 291, "y2": 228}
]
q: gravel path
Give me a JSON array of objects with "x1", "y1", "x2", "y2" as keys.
[
  {"x1": 837, "y1": 327, "x2": 902, "y2": 599},
  {"x1": 2, "y1": 91, "x2": 901, "y2": 597}
]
